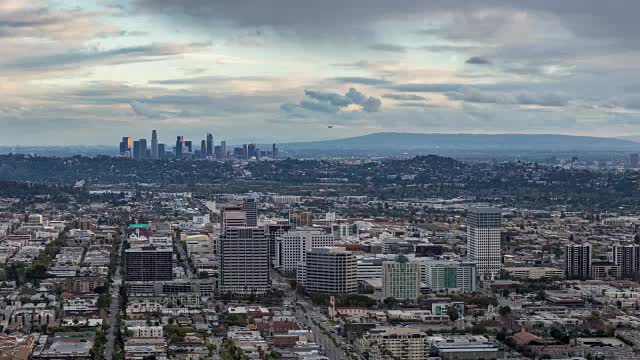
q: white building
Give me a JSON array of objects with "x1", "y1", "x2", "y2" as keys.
[
  {"x1": 424, "y1": 260, "x2": 478, "y2": 293},
  {"x1": 382, "y1": 256, "x2": 421, "y2": 300},
  {"x1": 275, "y1": 229, "x2": 334, "y2": 275},
  {"x1": 303, "y1": 247, "x2": 357, "y2": 294},
  {"x1": 466, "y1": 207, "x2": 502, "y2": 281},
  {"x1": 356, "y1": 327, "x2": 429, "y2": 360}
]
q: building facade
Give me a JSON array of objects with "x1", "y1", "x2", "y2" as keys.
[
  {"x1": 382, "y1": 256, "x2": 421, "y2": 300},
  {"x1": 466, "y1": 207, "x2": 502, "y2": 281},
  {"x1": 303, "y1": 247, "x2": 357, "y2": 294}
]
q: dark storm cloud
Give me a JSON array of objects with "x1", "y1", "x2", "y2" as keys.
[
  {"x1": 134, "y1": 0, "x2": 640, "y2": 48},
  {"x1": 465, "y1": 56, "x2": 491, "y2": 65}
]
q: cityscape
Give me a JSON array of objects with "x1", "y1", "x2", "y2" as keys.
[
  {"x1": 118, "y1": 130, "x2": 278, "y2": 160},
  {"x1": 4, "y1": 1, "x2": 640, "y2": 360}
]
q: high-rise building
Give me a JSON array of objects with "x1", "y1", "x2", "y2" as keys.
[
  {"x1": 185, "y1": 140, "x2": 192, "y2": 154},
  {"x1": 175, "y1": 136, "x2": 184, "y2": 159},
  {"x1": 247, "y1": 144, "x2": 257, "y2": 159},
  {"x1": 200, "y1": 139, "x2": 207, "y2": 156},
  {"x1": 289, "y1": 211, "x2": 314, "y2": 229},
  {"x1": 220, "y1": 141, "x2": 227, "y2": 159},
  {"x1": 119, "y1": 137, "x2": 133, "y2": 156},
  {"x1": 423, "y1": 260, "x2": 478, "y2": 293},
  {"x1": 243, "y1": 198, "x2": 258, "y2": 227},
  {"x1": 206, "y1": 133, "x2": 213, "y2": 156},
  {"x1": 275, "y1": 229, "x2": 335, "y2": 275},
  {"x1": 303, "y1": 247, "x2": 357, "y2": 294},
  {"x1": 220, "y1": 226, "x2": 270, "y2": 295},
  {"x1": 630, "y1": 153, "x2": 639, "y2": 168},
  {"x1": 565, "y1": 243, "x2": 592, "y2": 280},
  {"x1": 466, "y1": 207, "x2": 502, "y2": 281},
  {"x1": 214, "y1": 145, "x2": 223, "y2": 160},
  {"x1": 382, "y1": 255, "x2": 421, "y2": 300},
  {"x1": 157, "y1": 144, "x2": 166, "y2": 159},
  {"x1": 272, "y1": 144, "x2": 278, "y2": 158},
  {"x1": 266, "y1": 223, "x2": 291, "y2": 266},
  {"x1": 139, "y1": 138, "x2": 147, "y2": 158},
  {"x1": 613, "y1": 244, "x2": 640, "y2": 279},
  {"x1": 151, "y1": 130, "x2": 158, "y2": 159},
  {"x1": 125, "y1": 246, "x2": 173, "y2": 282},
  {"x1": 132, "y1": 140, "x2": 142, "y2": 159}
]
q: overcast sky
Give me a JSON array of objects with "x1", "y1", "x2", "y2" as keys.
[{"x1": 2, "y1": 0, "x2": 640, "y2": 145}]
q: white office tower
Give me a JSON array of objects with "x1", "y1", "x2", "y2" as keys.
[
  {"x1": 275, "y1": 229, "x2": 334, "y2": 275},
  {"x1": 382, "y1": 255, "x2": 421, "y2": 300},
  {"x1": 466, "y1": 207, "x2": 502, "y2": 281},
  {"x1": 219, "y1": 226, "x2": 270, "y2": 295},
  {"x1": 303, "y1": 247, "x2": 357, "y2": 294}
]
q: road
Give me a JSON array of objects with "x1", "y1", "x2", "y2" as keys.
[
  {"x1": 174, "y1": 230, "x2": 196, "y2": 278},
  {"x1": 104, "y1": 229, "x2": 124, "y2": 360}
]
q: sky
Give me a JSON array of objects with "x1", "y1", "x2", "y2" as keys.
[{"x1": 2, "y1": 0, "x2": 640, "y2": 145}]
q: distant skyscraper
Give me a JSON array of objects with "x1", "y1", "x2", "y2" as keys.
[
  {"x1": 151, "y1": 130, "x2": 158, "y2": 159},
  {"x1": 206, "y1": 133, "x2": 213, "y2": 156},
  {"x1": 214, "y1": 145, "x2": 222, "y2": 160},
  {"x1": 248, "y1": 144, "x2": 257, "y2": 159},
  {"x1": 221, "y1": 141, "x2": 227, "y2": 159},
  {"x1": 565, "y1": 243, "x2": 592, "y2": 280},
  {"x1": 157, "y1": 144, "x2": 166, "y2": 159},
  {"x1": 630, "y1": 153, "x2": 639, "y2": 168},
  {"x1": 139, "y1": 138, "x2": 148, "y2": 158},
  {"x1": 185, "y1": 140, "x2": 192, "y2": 155},
  {"x1": 175, "y1": 136, "x2": 184, "y2": 158},
  {"x1": 119, "y1": 137, "x2": 132, "y2": 156},
  {"x1": 272, "y1": 143, "x2": 278, "y2": 158},
  {"x1": 132, "y1": 140, "x2": 141, "y2": 159},
  {"x1": 200, "y1": 139, "x2": 207, "y2": 156},
  {"x1": 466, "y1": 207, "x2": 502, "y2": 281}
]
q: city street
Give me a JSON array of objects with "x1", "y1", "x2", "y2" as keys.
[{"x1": 104, "y1": 230, "x2": 124, "y2": 360}]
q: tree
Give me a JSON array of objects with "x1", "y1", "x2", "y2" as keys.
[
  {"x1": 446, "y1": 305, "x2": 460, "y2": 322},
  {"x1": 498, "y1": 305, "x2": 511, "y2": 317}
]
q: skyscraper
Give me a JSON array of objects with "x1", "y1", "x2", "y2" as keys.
[
  {"x1": 119, "y1": 137, "x2": 132, "y2": 156},
  {"x1": 630, "y1": 153, "x2": 639, "y2": 169},
  {"x1": 466, "y1": 207, "x2": 502, "y2": 281},
  {"x1": 139, "y1": 138, "x2": 148, "y2": 159},
  {"x1": 206, "y1": 133, "x2": 213, "y2": 156},
  {"x1": 175, "y1": 136, "x2": 184, "y2": 159},
  {"x1": 272, "y1": 143, "x2": 278, "y2": 158},
  {"x1": 200, "y1": 139, "x2": 207, "y2": 156},
  {"x1": 132, "y1": 140, "x2": 141, "y2": 159},
  {"x1": 151, "y1": 130, "x2": 158, "y2": 159},
  {"x1": 219, "y1": 202, "x2": 270, "y2": 295},
  {"x1": 248, "y1": 143, "x2": 257, "y2": 159},
  {"x1": 221, "y1": 140, "x2": 227, "y2": 159},
  {"x1": 613, "y1": 244, "x2": 640, "y2": 279},
  {"x1": 157, "y1": 144, "x2": 166, "y2": 159},
  {"x1": 565, "y1": 243, "x2": 592, "y2": 280},
  {"x1": 185, "y1": 140, "x2": 192, "y2": 154}
]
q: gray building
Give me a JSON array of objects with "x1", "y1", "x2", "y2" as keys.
[
  {"x1": 303, "y1": 247, "x2": 357, "y2": 294},
  {"x1": 125, "y1": 246, "x2": 173, "y2": 282},
  {"x1": 466, "y1": 207, "x2": 502, "y2": 281},
  {"x1": 220, "y1": 226, "x2": 270, "y2": 295}
]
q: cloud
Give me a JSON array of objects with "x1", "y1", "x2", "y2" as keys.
[
  {"x1": 129, "y1": 101, "x2": 165, "y2": 118},
  {"x1": 465, "y1": 56, "x2": 491, "y2": 65},
  {"x1": 0, "y1": 43, "x2": 211, "y2": 71},
  {"x1": 333, "y1": 77, "x2": 392, "y2": 85},
  {"x1": 382, "y1": 94, "x2": 427, "y2": 101},
  {"x1": 388, "y1": 84, "x2": 464, "y2": 93},
  {"x1": 368, "y1": 43, "x2": 407, "y2": 53},
  {"x1": 447, "y1": 87, "x2": 571, "y2": 107},
  {"x1": 284, "y1": 88, "x2": 382, "y2": 114}
]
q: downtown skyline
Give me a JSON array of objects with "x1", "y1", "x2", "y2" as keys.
[{"x1": 2, "y1": 1, "x2": 640, "y2": 145}]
